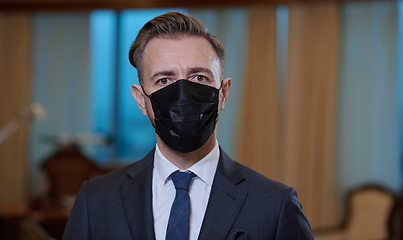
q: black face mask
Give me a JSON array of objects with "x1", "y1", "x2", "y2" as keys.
[{"x1": 143, "y1": 80, "x2": 220, "y2": 153}]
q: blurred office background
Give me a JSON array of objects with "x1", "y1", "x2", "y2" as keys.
[{"x1": 0, "y1": 0, "x2": 403, "y2": 239}]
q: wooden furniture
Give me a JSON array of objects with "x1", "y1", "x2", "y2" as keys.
[
  {"x1": 41, "y1": 144, "x2": 101, "y2": 209},
  {"x1": 314, "y1": 184, "x2": 398, "y2": 240},
  {"x1": 28, "y1": 144, "x2": 101, "y2": 239}
]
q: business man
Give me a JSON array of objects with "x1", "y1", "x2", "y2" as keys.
[{"x1": 63, "y1": 11, "x2": 313, "y2": 240}]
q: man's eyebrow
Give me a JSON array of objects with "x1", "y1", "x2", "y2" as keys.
[
  {"x1": 151, "y1": 70, "x2": 176, "y2": 79},
  {"x1": 188, "y1": 67, "x2": 214, "y2": 76}
]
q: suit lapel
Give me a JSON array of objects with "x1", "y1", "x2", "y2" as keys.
[
  {"x1": 198, "y1": 148, "x2": 247, "y2": 239},
  {"x1": 121, "y1": 149, "x2": 156, "y2": 240}
]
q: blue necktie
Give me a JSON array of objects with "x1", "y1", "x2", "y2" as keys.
[{"x1": 165, "y1": 171, "x2": 196, "y2": 240}]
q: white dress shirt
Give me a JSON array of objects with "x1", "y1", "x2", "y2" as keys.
[{"x1": 152, "y1": 141, "x2": 220, "y2": 240}]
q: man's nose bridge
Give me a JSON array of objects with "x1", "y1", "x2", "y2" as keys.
[{"x1": 177, "y1": 79, "x2": 189, "y2": 100}]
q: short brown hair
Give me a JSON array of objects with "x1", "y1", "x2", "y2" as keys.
[{"x1": 128, "y1": 11, "x2": 225, "y2": 83}]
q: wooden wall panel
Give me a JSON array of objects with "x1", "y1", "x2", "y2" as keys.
[{"x1": 0, "y1": 12, "x2": 31, "y2": 214}]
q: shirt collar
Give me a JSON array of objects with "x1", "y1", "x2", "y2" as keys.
[{"x1": 154, "y1": 141, "x2": 220, "y2": 186}]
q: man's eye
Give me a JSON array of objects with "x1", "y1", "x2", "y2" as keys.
[
  {"x1": 158, "y1": 78, "x2": 169, "y2": 85},
  {"x1": 193, "y1": 75, "x2": 207, "y2": 82}
]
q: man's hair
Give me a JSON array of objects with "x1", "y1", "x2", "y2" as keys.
[{"x1": 128, "y1": 11, "x2": 225, "y2": 83}]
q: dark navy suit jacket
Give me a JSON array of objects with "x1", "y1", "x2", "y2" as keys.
[{"x1": 62, "y1": 147, "x2": 313, "y2": 239}]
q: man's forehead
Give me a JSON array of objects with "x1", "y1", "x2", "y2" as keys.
[
  {"x1": 144, "y1": 35, "x2": 215, "y2": 50},
  {"x1": 142, "y1": 36, "x2": 220, "y2": 77}
]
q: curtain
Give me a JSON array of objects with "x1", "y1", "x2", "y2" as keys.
[
  {"x1": 236, "y1": 6, "x2": 279, "y2": 178},
  {"x1": 0, "y1": 12, "x2": 31, "y2": 213},
  {"x1": 284, "y1": 2, "x2": 339, "y2": 229},
  {"x1": 337, "y1": 1, "x2": 400, "y2": 197},
  {"x1": 29, "y1": 13, "x2": 91, "y2": 198},
  {"x1": 237, "y1": 3, "x2": 339, "y2": 230}
]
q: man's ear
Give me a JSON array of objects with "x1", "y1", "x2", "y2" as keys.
[
  {"x1": 219, "y1": 78, "x2": 232, "y2": 110},
  {"x1": 131, "y1": 84, "x2": 148, "y2": 116}
]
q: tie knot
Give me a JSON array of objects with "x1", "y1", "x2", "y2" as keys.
[{"x1": 170, "y1": 171, "x2": 196, "y2": 191}]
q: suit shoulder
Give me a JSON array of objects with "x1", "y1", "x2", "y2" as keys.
[
  {"x1": 85, "y1": 153, "x2": 153, "y2": 190},
  {"x1": 219, "y1": 148, "x2": 291, "y2": 193},
  {"x1": 235, "y1": 161, "x2": 292, "y2": 193}
]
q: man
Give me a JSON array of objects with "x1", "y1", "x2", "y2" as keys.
[{"x1": 63, "y1": 11, "x2": 313, "y2": 240}]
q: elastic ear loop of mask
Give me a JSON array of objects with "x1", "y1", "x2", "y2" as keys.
[
  {"x1": 140, "y1": 80, "x2": 223, "y2": 98},
  {"x1": 141, "y1": 85, "x2": 151, "y2": 98}
]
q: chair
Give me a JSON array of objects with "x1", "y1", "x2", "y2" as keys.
[
  {"x1": 41, "y1": 144, "x2": 101, "y2": 208},
  {"x1": 31, "y1": 144, "x2": 100, "y2": 239},
  {"x1": 314, "y1": 184, "x2": 398, "y2": 240}
]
